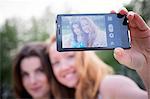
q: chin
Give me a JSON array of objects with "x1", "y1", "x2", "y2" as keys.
[
  {"x1": 66, "y1": 81, "x2": 77, "y2": 88},
  {"x1": 31, "y1": 92, "x2": 45, "y2": 99}
]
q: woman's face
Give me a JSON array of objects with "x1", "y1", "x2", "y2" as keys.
[
  {"x1": 72, "y1": 23, "x2": 81, "y2": 35},
  {"x1": 21, "y1": 56, "x2": 50, "y2": 99},
  {"x1": 49, "y1": 43, "x2": 79, "y2": 88},
  {"x1": 80, "y1": 18, "x2": 92, "y2": 34}
]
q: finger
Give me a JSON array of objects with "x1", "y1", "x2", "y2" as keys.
[
  {"x1": 127, "y1": 12, "x2": 137, "y2": 29},
  {"x1": 118, "y1": 8, "x2": 128, "y2": 15},
  {"x1": 110, "y1": 10, "x2": 116, "y2": 14},
  {"x1": 127, "y1": 12, "x2": 149, "y2": 31},
  {"x1": 127, "y1": 12, "x2": 134, "y2": 21}
]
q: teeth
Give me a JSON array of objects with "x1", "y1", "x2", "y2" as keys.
[{"x1": 65, "y1": 73, "x2": 75, "y2": 80}]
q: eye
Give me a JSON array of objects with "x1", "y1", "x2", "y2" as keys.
[
  {"x1": 67, "y1": 54, "x2": 75, "y2": 61},
  {"x1": 52, "y1": 61, "x2": 60, "y2": 67},
  {"x1": 36, "y1": 66, "x2": 45, "y2": 73},
  {"x1": 68, "y1": 54, "x2": 75, "y2": 58},
  {"x1": 21, "y1": 71, "x2": 29, "y2": 78}
]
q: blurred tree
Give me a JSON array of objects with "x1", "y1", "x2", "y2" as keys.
[
  {"x1": 1, "y1": 7, "x2": 56, "y2": 99},
  {"x1": 0, "y1": 20, "x2": 18, "y2": 99},
  {"x1": 129, "y1": 0, "x2": 150, "y2": 25},
  {"x1": 0, "y1": 20, "x2": 18, "y2": 84},
  {"x1": 96, "y1": 51, "x2": 121, "y2": 72},
  {"x1": 141, "y1": 0, "x2": 150, "y2": 24}
]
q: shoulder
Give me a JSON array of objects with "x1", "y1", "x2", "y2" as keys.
[
  {"x1": 100, "y1": 75, "x2": 138, "y2": 87},
  {"x1": 99, "y1": 75, "x2": 142, "y2": 99}
]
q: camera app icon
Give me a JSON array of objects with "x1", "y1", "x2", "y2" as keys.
[{"x1": 109, "y1": 33, "x2": 114, "y2": 38}]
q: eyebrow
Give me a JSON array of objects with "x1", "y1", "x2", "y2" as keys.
[
  {"x1": 36, "y1": 66, "x2": 44, "y2": 70},
  {"x1": 21, "y1": 65, "x2": 43, "y2": 73},
  {"x1": 21, "y1": 70, "x2": 28, "y2": 75}
]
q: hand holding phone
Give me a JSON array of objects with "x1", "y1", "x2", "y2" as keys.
[{"x1": 56, "y1": 13, "x2": 131, "y2": 51}]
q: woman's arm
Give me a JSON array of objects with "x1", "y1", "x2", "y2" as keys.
[
  {"x1": 100, "y1": 75, "x2": 148, "y2": 99},
  {"x1": 113, "y1": 9, "x2": 150, "y2": 98}
]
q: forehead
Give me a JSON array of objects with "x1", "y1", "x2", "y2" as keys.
[
  {"x1": 49, "y1": 43, "x2": 75, "y2": 58},
  {"x1": 21, "y1": 56, "x2": 41, "y2": 72}
]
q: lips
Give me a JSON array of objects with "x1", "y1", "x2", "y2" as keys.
[
  {"x1": 30, "y1": 86, "x2": 42, "y2": 92},
  {"x1": 63, "y1": 69, "x2": 78, "y2": 81},
  {"x1": 65, "y1": 73, "x2": 75, "y2": 80}
]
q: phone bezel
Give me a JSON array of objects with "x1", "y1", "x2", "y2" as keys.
[{"x1": 56, "y1": 13, "x2": 131, "y2": 52}]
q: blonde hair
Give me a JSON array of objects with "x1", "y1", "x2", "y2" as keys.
[
  {"x1": 75, "y1": 51, "x2": 113, "y2": 99},
  {"x1": 80, "y1": 17, "x2": 106, "y2": 47},
  {"x1": 49, "y1": 35, "x2": 113, "y2": 99}
]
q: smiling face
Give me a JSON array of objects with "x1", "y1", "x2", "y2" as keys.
[
  {"x1": 49, "y1": 43, "x2": 79, "y2": 88},
  {"x1": 72, "y1": 23, "x2": 82, "y2": 36},
  {"x1": 21, "y1": 56, "x2": 50, "y2": 99},
  {"x1": 80, "y1": 18, "x2": 93, "y2": 34}
]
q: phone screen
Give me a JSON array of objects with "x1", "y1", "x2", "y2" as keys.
[{"x1": 56, "y1": 13, "x2": 130, "y2": 51}]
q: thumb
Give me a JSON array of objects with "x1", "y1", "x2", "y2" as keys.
[
  {"x1": 114, "y1": 48, "x2": 132, "y2": 68},
  {"x1": 113, "y1": 48, "x2": 145, "y2": 70}
]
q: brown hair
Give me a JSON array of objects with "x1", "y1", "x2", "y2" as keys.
[
  {"x1": 13, "y1": 42, "x2": 53, "y2": 98},
  {"x1": 49, "y1": 35, "x2": 113, "y2": 99}
]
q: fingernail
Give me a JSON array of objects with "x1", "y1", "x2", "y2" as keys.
[{"x1": 114, "y1": 48, "x2": 124, "y2": 57}]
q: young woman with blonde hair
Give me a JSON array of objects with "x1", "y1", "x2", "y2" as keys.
[
  {"x1": 49, "y1": 35, "x2": 113, "y2": 99},
  {"x1": 48, "y1": 9, "x2": 149, "y2": 99},
  {"x1": 79, "y1": 16, "x2": 107, "y2": 47}
]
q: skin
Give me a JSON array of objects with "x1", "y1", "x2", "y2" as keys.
[
  {"x1": 113, "y1": 9, "x2": 150, "y2": 98},
  {"x1": 100, "y1": 75, "x2": 147, "y2": 99},
  {"x1": 79, "y1": 18, "x2": 97, "y2": 47},
  {"x1": 49, "y1": 43, "x2": 79, "y2": 88},
  {"x1": 80, "y1": 18, "x2": 93, "y2": 34},
  {"x1": 21, "y1": 56, "x2": 50, "y2": 99}
]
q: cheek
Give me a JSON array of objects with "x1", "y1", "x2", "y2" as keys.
[
  {"x1": 37, "y1": 74, "x2": 49, "y2": 83},
  {"x1": 36, "y1": 74, "x2": 50, "y2": 91},
  {"x1": 22, "y1": 77, "x2": 30, "y2": 88},
  {"x1": 52, "y1": 67, "x2": 60, "y2": 79}
]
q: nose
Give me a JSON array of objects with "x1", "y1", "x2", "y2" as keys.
[
  {"x1": 29, "y1": 74, "x2": 37, "y2": 85},
  {"x1": 60, "y1": 60, "x2": 71, "y2": 71}
]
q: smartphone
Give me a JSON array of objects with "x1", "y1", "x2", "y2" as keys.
[{"x1": 56, "y1": 13, "x2": 131, "y2": 52}]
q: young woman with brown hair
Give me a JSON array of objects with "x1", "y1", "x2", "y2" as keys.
[{"x1": 13, "y1": 42, "x2": 53, "y2": 99}]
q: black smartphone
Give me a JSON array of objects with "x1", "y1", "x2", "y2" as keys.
[{"x1": 56, "y1": 13, "x2": 131, "y2": 52}]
